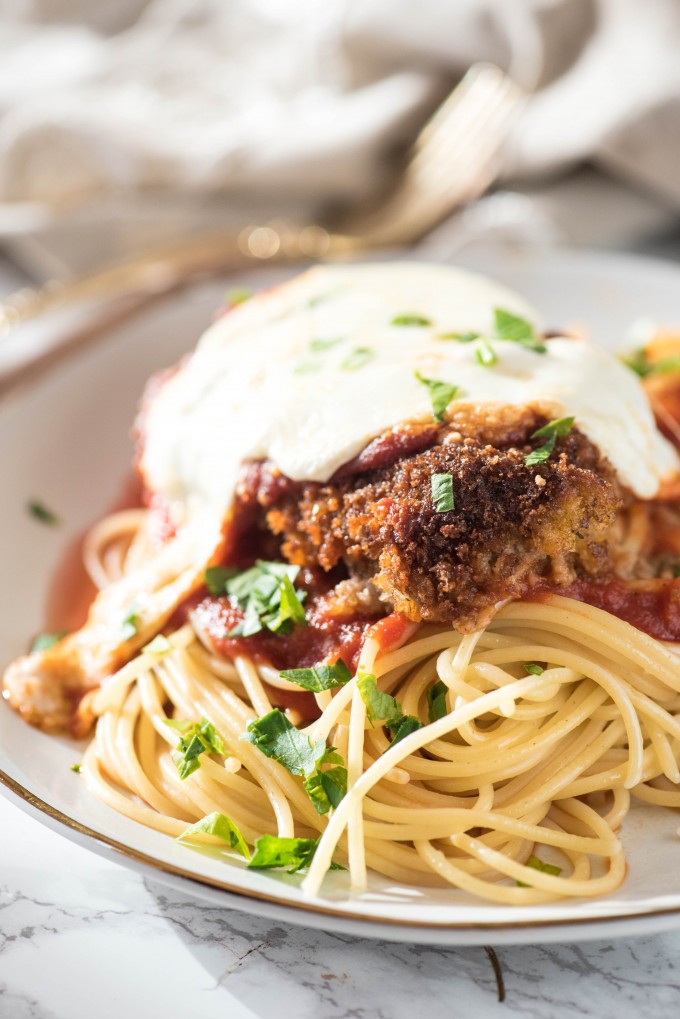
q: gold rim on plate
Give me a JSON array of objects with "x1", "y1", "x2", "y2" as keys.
[{"x1": 2, "y1": 764, "x2": 680, "y2": 936}]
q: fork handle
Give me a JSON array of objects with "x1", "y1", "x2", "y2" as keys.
[{"x1": 1, "y1": 222, "x2": 354, "y2": 330}]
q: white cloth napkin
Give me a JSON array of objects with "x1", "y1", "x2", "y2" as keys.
[{"x1": 1, "y1": 0, "x2": 679, "y2": 278}]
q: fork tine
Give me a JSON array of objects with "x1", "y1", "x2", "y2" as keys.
[
  {"x1": 411, "y1": 98, "x2": 523, "y2": 195},
  {"x1": 410, "y1": 65, "x2": 522, "y2": 158},
  {"x1": 352, "y1": 66, "x2": 524, "y2": 245}
]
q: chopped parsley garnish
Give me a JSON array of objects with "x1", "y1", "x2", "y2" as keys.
[
  {"x1": 204, "y1": 565, "x2": 238, "y2": 596},
  {"x1": 293, "y1": 360, "x2": 322, "y2": 375},
  {"x1": 218, "y1": 560, "x2": 307, "y2": 638},
  {"x1": 517, "y1": 854, "x2": 562, "y2": 887},
  {"x1": 294, "y1": 337, "x2": 345, "y2": 373},
  {"x1": 70, "y1": 763, "x2": 81, "y2": 774},
  {"x1": 167, "y1": 717, "x2": 225, "y2": 780},
  {"x1": 524, "y1": 663, "x2": 545, "y2": 676},
  {"x1": 391, "y1": 313, "x2": 432, "y2": 327},
  {"x1": 475, "y1": 337, "x2": 498, "y2": 367},
  {"x1": 427, "y1": 680, "x2": 449, "y2": 722},
  {"x1": 357, "y1": 673, "x2": 423, "y2": 747},
  {"x1": 357, "y1": 673, "x2": 402, "y2": 725},
  {"x1": 414, "y1": 371, "x2": 459, "y2": 423},
  {"x1": 673, "y1": 566, "x2": 680, "y2": 579},
  {"x1": 242, "y1": 708, "x2": 347, "y2": 815},
  {"x1": 438, "y1": 331, "x2": 479, "y2": 343},
  {"x1": 622, "y1": 348, "x2": 680, "y2": 378},
  {"x1": 524, "y1": 416, "x2": 575, "y2": 467},
  {"x1": 27, "y1": 499, "x2": 60, "y2": 526},
  {"x1": 431, "y1": 472, "x2": 455, "y2": 513},
  {"x1": 303, "y1": 748, "x2": 348, "y2": 813},
  {"x1": 279, "y1": 660, "x2": 353, "y2": 692},
  {"x1": 270, "y1": 575, "x2": 308, "y2": 632},
  {"x1": 387, "y1": 715, "x2": 423, "y2": 745},
  {"x1": 494, "y1": 308, "x2": 546, "y2": 354},
  {"x1": 142, "y1": 634, "x2": 172, "y2": 655},
  {"x1": 31, "y1": 629, "x2": 68, "y2": 653},
  {"x1": 341, "y1": 347, "x2": 374, "y2": 371},
  {"x1": 242, "y1": 706, "x2": 333, "y2": 783},
  {"x1": 121, "y1": 610, "x2": 142, "y2": 641},
  {"x1": 247, "y1": 834, "x2": 344, "y2": 873},
  {"x1": 226, "y1": 287, "x2": 252, "y2": 306},
  {"x1": 309, "y1": 337, "x2": 343, "y2": 352},
  {"x1": 308, "y1": 291, "x2": 337, "y2": 308},
  {"x1": 177, "y1": 811, "x2": 250, "y2": 859}
]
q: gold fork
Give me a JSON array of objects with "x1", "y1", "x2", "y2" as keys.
[{"x1": 0, "y1": 64, "x2": 523, "y2": 332}]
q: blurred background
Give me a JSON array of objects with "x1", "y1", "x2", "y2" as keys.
[{"x1": 1, "y1": 0, "x2": 680, "y2": 309}]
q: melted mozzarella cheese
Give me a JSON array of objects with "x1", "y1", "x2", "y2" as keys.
[{"x1": 141, "y1": 262, "x2": 679, "y2": 519}]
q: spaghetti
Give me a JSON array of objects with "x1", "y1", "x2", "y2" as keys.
[{"x1": 75, "y1": 508, "x2": 680, "y2": 904}]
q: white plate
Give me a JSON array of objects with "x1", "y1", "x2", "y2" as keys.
[{"x1": 3, "y1": 247, "x2": 680, "y2": 947}]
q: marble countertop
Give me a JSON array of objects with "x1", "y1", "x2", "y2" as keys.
[
  {"x1": 3, "y1": 792, "x2": 680, "y2": 1019},
  {"x1": 3, "y1": 239, "x2": 680, "y2": 1019}
]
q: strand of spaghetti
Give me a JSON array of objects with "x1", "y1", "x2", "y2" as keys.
[
  {"x1": 81, "y1": 744, "x2": 188, "y2": 836},
  {"x1": 366, "y1": 772, "x2": 473, "y2": 809},
  {"x1": 475, "y1": 783, "x2": 494, "y2": 811},
  {"x1": 155, "y1": 748, "x2": 276, "y2": 836},
  {"x1": 373, "y1": 629, "x2": 504, "y2": 676},
  {"x1": 634, "y1": 782, "x2": 680, "y2": 806},
  {"x1": 307, "y1": 681, "x2": 355, "y2": 742},
  {"x1": 498, "y1": 599, "x2": 680, "y2": 689},
  {"x1": 600, "y1": 787, "x2": 631, "y2": 829},
  {"x1": 360, "y1": 800, "x2": 616, "y2": 853},
  {"x1": 116, "y1": 686, "x2": 185, "y2": 816},
  {"x1": 478, "y1": 642, "x2": 643, "y2": 787},
  {"x1": 140, "y1": 666, "x2": 273, "y2": 813},
  {"x1": 645, "y1": 719, "x2": 680, "y2": 784},
  {"x1": 396, "y1": 659, "x2": 443, "y2": 718},
  {"x1": 493, "y1": 720, "x2": 625, "y2": 817},
  {"x1": 83, "y1": 509, "x2": 148, "y2": 588},
  {"x1": 449, "y1": 829, "x2": 624, "y2": 897},
  {"x1": 412, "y1": 682, "x2": 608, "y2": 780},
  {"x1": 472, "y1": 663, "x2": 578, "y2": 700},
  {"x1": 347, "y1": 685, "x2": 368, "y2": 890},
  {"x1": 489, "y1": 716, "x2": 622, "y2": 806},
  {"x1": 438, "y1": 633, "x2": 486, "y2": 744},
  {"x1": 123, "y1": 515, "x2": 158, "y2": 574},
  {"x1": 627, "y1": 686, "x2": 680, "y2": 743},
  {"x1": 412, "y1": 840, "x2": 558, "y2": 905},
  {"x1": 564, "y1": 745, "x2": 666, "y2": 798},
  {"x1": 234, "y1": 656, "x2": 272, "y2": 717},
  {"x1": 361, "y1": 749, "x2": 410, "y2": 785},
  {"x1": 137, "y1": 711, "x2": 209, "y2": 818},
  {"x1": 91, "y1": 660, "x2": 148, "y2": 715},
  {"x1": 189, "y1": 641, "x2": 241, "y2": 682},
  {"x1": 361, "y1": 811, "x2": 615, "y2": 851},
  {"x1": 301, "y1": 673, "x2": 547, "y2": 896},
  {"x1": 135, "y1": 710, "x2": 199, "y2": 819},
  {"x1": 99, "y1": 701, "x2": 138, "y2": 792},
  {"x1": 346, "y1": 637, "x2": 378, "y2": 892}
]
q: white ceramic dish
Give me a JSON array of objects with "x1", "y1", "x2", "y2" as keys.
[{"x1": 3, "y1": 247, "x2": 680, "y2": 946}]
